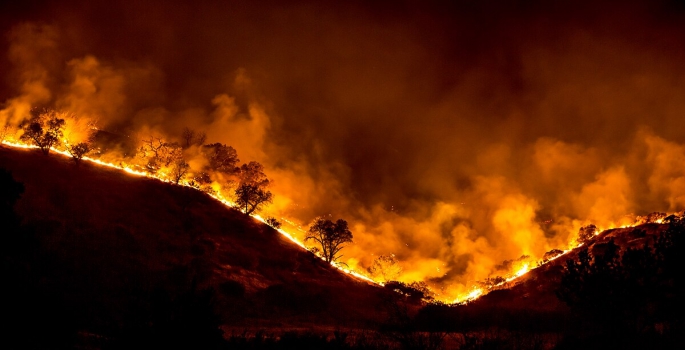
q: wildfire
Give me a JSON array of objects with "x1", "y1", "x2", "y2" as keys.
[
  {"x1": 1, "y1": 138, "x2": 379, "y2": 285},
  {"x1": 450, "y1": 210, "x2": 682, "y2": 304},
  {"x1": 454, "y1": 288, "x2": 484, "y2": 304},
  {"x1": 2, "y1": 136, "x2": 680, "y2": 305},
  {"x1": 508, "y1": 263, "x2": 530, "y2": 282}
]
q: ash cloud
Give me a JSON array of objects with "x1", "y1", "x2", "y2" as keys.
[{"x1": 3, "y1": 0, "x2": 685, "y2": 298}]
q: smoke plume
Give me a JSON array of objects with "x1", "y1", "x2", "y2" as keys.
[{"x1": 3, "y1": 0, "x2": 685, "y2": 299}]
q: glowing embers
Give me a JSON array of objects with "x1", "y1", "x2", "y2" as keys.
[
  {"x1": 507, "y1": 263, "x2": 529, "y2": 282},
  {"x1": 454, "y1": 288, "x2": 484, "y2": 304}
]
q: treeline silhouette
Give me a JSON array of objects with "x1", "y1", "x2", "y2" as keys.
[
  {"x1": 383, "y1": 222, "x2": 685, "y2": 349},
  {"x1": 554, "y1": 220, "x2": 685, "y2": 349}
]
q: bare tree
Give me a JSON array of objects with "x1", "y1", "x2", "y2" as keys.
[
  {"x1": 182, "y1": 127, "x2": 207, "y2": 148},
  {"x1": 138, "y1": 136, "x2": 183, "y2": 173},
  {"x1": 171, "y1": 158, "x2": 190, "y2": 184},
  {"x1": 182, "y1": 127, "x2": 195, "y2": 148},
  {"x1": 306, "y1": 218, "x2": 353, "y2": 263},
  {"x1": 19, "y1": 109, "x2": 66, "y2": 155},
  {"x1": 139, "y1": 136, "x2": 165, "y2": 159},
  {"x1": 159, "y1": 142, "x2": 183, "y2": 166}
]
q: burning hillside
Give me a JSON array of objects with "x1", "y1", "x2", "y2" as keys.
[
  {"x1": 0, "y1": 145, "x2": 391, "y2": 337},
  {"x1": 3, "y1": 0, "x2": 685, "y2": 309}
]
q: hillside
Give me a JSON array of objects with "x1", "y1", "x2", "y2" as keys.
[
  {"x1": 0, "y1": 145, "x2": 392, "y2": 345},
  {"x1": 4, "y1": 144, "x2": 684, "y2": 349},
  {"x1": 471, "y1": 222, "x2": 674, "y2": 312},
  {"x1": 411, "y1": 218, "x2": 685, "y2": 348}
]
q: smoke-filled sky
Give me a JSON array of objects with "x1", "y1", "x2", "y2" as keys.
[{"x1": 3, "y1": 0, "x2": 685, "y2": 298}]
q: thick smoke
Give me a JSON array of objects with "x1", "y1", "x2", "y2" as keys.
[{"x1": 3, "y1": 0, "x2": 685, "y2": 299}]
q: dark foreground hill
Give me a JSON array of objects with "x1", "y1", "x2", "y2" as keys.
[
  {"x1": 0, "y1": 145, "x2": 396, "y2": 348},
  {"x1": 412, "y1": 218, "x2": 685, "y2": 349},
  {"x1": 470, "y1": 221, "x2": 678, "y2": 312}
]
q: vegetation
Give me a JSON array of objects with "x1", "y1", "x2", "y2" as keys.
[
  {"x1": 66, "y1": 142, "x2": 92, "y2": 164},
  {"x1": 5, "y1": 114, "x2": 685, "y2": 348},
  {"x1": 542, "y1": 248, "x2": 564, "y2": 262},
  {"x1": 171, "y1": 158, "x2": 190, "y2": 184},
  {"x1": 556, "y1": 222, "x2": 685, "y2": 346},
  {"x1": 234, "y1": 161, "x2": 273, "y2": 214},
  {"x1": 384, "y1": 281, "x2": 433, "y2": 304},
  {"x1": 138, "y1": 136, "x2": 184, "y2": 173},
  {"x1": 203, "y1": 143, "x2": 239, "y2": 174},
  {"x1": 266, "y1": 216, "x2": 281, "y2": 229},
  {"x1": 181, "y1": 126, "x2": 207, "y2": 148},
  {"x1": 576, "y1": 224, "x2": 597, "y2": 245},
  {"x1": 19, "y1": 109, "x2": 66, "y2": 155},
  {"x1": 306, "y1": 217, "x2": 353, "y2": 263}
]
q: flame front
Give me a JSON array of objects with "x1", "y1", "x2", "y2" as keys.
[
  {"x1": 4, "y1": 10, "x2": 685, "y2": 305},
  {"x1": 1, "y1": 138, "x2": 378, "y2": 285},
  {"x1": 4, "y1": 135, "x2": 683, "y2": 304}
]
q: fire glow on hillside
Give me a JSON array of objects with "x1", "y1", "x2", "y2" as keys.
[
  {"x1": 1, "y1": 138, "x2": 378, "y2": 286},
  {"x1": 3, "y1": 0, "x2": 685, "y2": 304},
  {"x1": 0, "y1": 138, "x2": 542, "y2": 302},
  {"x1": 2, "y1": 137, "x2": 680, "y2": 303}
]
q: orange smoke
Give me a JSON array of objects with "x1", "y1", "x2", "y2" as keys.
[{"x1": 4, "y1": 2, "x2": 685, "y2": 302}]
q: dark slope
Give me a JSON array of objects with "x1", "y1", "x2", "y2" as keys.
[
  {"x1": 471, "y1": 222, "x2": 673, "y2": 312},
  {"x1": 0, "y1": 145, "x2": 389, "y2": 335}
]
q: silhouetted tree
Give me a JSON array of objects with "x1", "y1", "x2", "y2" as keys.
[
  {"x1": 235, "y1": 183, "x2": 272, "y2": 214},
  {"x1": 369, "y1": 254, "x2": 402, "y2": 283},
  {"x1": 234, "y1": 161, "x2": 272, "y2": 214},
  {"x1": 542, "y1": 248, "x2": 564, "y2": 262},
  {"x1": 171, "y1": 159, "x2": 190, "y2": 184},
  {"x1": 306, "y1": 218, "x2": 353, "y2": 263},
  {"x1": 66, "y1": 142, "x2": 91, "y2": 164},
  {"x1": 266, "y1": 216, "x2": 281, "y2": 229},
  {"x1": 188, "y1": 171, "x2": 216, "y2": 194},
  {"x1": 138, "y1": 136, "x2": 183, "y2": 173},
  {"x1": 385, "y1": 281, "x2": 434, "y2": 304},
  {"x1": 556, "y1": 247, "x2": 597, "y2": 311},
  {"x1": 203, "y1": 143, "x2": 239, "y2": 174},
  {"x1": 478, "y1": 276, "x2": 506, "y2": 289},
  {"x1": 238, "y1": 161, "x2": 269, "y2": 187},
  {"x1": 19, "y1": 109, "x2": 65, "y2": 155},
  {"x1": 576, "y1": 224, "x2": 597, "y2": 245},
  {"x1": 181, "y1": 127, "x2": 206, "y2": 148},
  {"x1": 557, "y1": 227, "x2": 685, "y2": 339},
  {"x1": 192, "y1": 172, "x2": 211, "y2": 186}
]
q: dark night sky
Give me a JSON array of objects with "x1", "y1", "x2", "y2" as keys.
[{"x1": 3, "y1": 0, "x2": 685, "y2": 297}]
